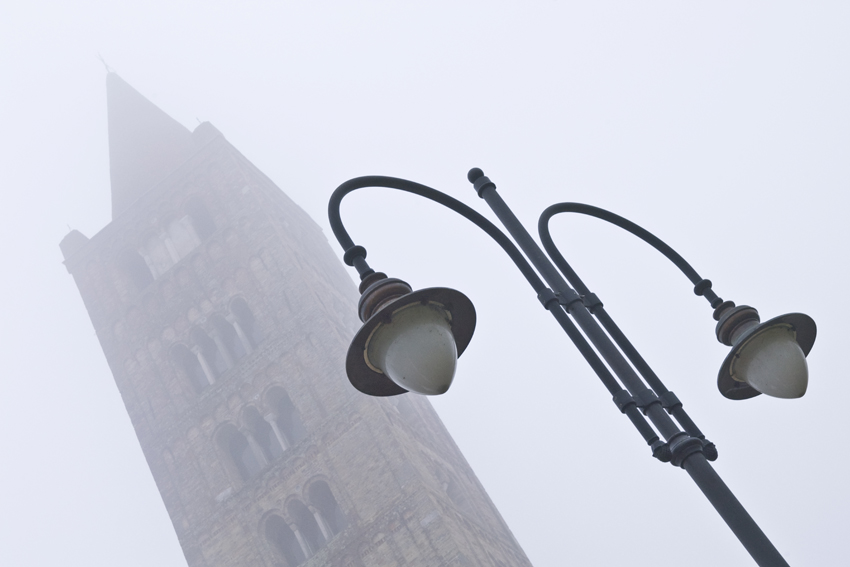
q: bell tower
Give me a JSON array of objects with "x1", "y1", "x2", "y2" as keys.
[{"x1": 60, "y1": 73, "x2": 533, "y2": 567}]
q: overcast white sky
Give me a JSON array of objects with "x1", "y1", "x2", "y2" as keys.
[{"x1": 1, "y1": 2, "x2": 848, "y2": 566}]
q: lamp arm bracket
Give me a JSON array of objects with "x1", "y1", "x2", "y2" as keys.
[
  {"x1": 538, "y1": 203, "x2": 724, "y2": 310},
  {"x1": 328, "y1": 176, "x2": 548, "y2": 293}
]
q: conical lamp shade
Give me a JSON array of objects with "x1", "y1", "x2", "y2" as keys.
[
  {"x1": 730, "y1": 324, "x2": 808, "y2": 398},
  {"x1": 346, "y1": 286, "x2": 475, "y2": 397},
  {"x1": 366, "y1": 302, "x2": 458, "y2": 395},
  {"x1": 718, "y1": 313, "x2": 816, "y2": 400}
]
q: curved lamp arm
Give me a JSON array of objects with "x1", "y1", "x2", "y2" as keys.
[
  {"x1": 328, "y1": 175, "x2": 547, "y2": 293},
  {"x1": 537, "y1": 203, "x2": 726, "y2": 442},
  {"x1": 538, "y1": 203, "x2": 724, "y2": 311},
  {"x1": 328, "y1": 175, "x2": 639, "y2": 405}
]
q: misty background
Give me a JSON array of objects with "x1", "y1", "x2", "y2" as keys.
[{"x1": 1, "y1": 2, "x2": 848, "y2": 566}]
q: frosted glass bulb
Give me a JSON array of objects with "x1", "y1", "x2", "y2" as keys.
[
  {"x1": 366, "y1": 302, "x2": 458, "y2": 395},
  {"x1": 731, "y1": 324, "x2": 808, "y2": 399}
]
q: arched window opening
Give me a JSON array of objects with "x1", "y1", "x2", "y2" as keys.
[
  {"x1": 167, "y1": 215, "x2": 201, "y2": 258},
  {"x1": 288, "y1": 500, "x2": 325, "y2": 554},
  {"x1": 211, "y1": 314, "x2": 246, "y2": 363},
  {"x1": 266, "y1": 388, "x2": 307, "y2": 448},
  {"x1": 171, "y1": 344, "x2": 208, "y2": 393},
  {"x1": 186, "y1": 197, "x2": 216, "y2": 240},
  {"x1": 308, "y1": 481, "x2": 347, "y2": 536},
  {"x1": 143, "y1": 233, "x2": 177, "y2": 277},
  {"x1": 191, "y1": 327, "x2": 227, "y2": 376},
  {"x1": 265, "y1": 515, "x2": 306, "y2": 567},
  {"x1": 244, "y1": 406, "x2": 284, "y2": 462},
  {"x1": 119, "y1": 249, "x2": 153, "y2": 291},
  {"x1": 231, "y1": 297, "x2": 263, "y2": 347},
  {"x1": 217, "y1": 424, "x2": 262, "y2": 481}
]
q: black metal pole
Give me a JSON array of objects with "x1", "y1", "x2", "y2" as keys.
[
  {"x1": 470, "y1": 170, "x2": 683, "y2": 440},
  {"x1": 468, "y1": 169, "x2": 790, "y2": 567},
  {"x1": 685, "y1": 452, "x2": 791, "y2": 567}
]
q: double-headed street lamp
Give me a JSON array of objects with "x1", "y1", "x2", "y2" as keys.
[{"x1": 327, "y1": 169, "x2": 816, "y2": 567}]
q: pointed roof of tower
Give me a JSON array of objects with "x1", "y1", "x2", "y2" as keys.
[{"x1": 107, "y1": 73, "x2": 195, "y2": 218}]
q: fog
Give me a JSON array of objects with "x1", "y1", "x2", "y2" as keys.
[{"x1": 1, "y1": 2, "x2": 848, "y2": 566}]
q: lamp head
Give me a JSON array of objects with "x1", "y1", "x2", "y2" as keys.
[
  {"x1": 715, "y1": 303, "x2": 816, "y2": 400},
  {"x1": 346, "y1": 272, "x2": 476, "y2": 397}
]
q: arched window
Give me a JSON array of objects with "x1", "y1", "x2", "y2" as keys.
[
  {"x1": 211, "y1": 314, "x2": 246, "y2": 363},
  {"x1": 143, "y1": 233, "x2": 177, "y2": 277},
  {"x1": 167, "y1": 215, "x2": 201, "y2": 258},
  {"x1": 217, "y1": 424, "x2": 262, "y2": 481},
  {"x1": 191, "y1": 327, "x2": 227, "y2": 376},
  {"x1": 308, "y1": 481, "x2": 347, "y2": 537},
  {"x1": 186, "y1": 197, "x2": 216, "y2": 240},
  {"x1": 288, "y1": 500, "x2": 324, "y2": 554},
  {"x1": 118, "y1": 249, "x2": 153, "y2": 291},
  {"x1": 243, "y1": 406, "x2": 283, "y2": 462},
  {"x1": 171, "y1": 344, "x2": 208, "y2": 393},
  {"x1": 231, "y1": 297, "x2": 263, "y2": 347},
  {"x1": 265, "y1": 514, "x2": 306, "y2": 567},
  {"x1": 266, "y1": 387, "x2": 307, "y2": 448}
]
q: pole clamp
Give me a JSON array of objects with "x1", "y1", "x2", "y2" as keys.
[
  {"x1": 612, "y1": 390, "x2": 636, "y2": 413},
  {"x1": 702, "y1": 441, "x2": 718, "y2": 461},
  {"x1": 651, "y1": 441, "x2": 672, "y2": 463},
  {"x1": 537, "y1": 288, "x2": 560, "y2": 310},
  {"x1": 660, "y1": 391, "x2": 683, "y2": 414},
  {"x1": 633, "y1": 389, "x2": 662, "y2": 415},
  {"x1": 581, "y1": 292, "x2": 603, "y2": 313},
  {"x1": 668, "y1": 433, "x2": 705, "y2": 468},
  {"x1": 557, "y1": 289, "x2": 584, "y2": 312}
]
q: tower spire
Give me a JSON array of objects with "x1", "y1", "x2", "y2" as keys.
[{"x1": 106, "y1": 73, "x2": 194, "y2": 218}]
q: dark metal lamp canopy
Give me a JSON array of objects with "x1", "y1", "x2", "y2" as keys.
[
  {"x1": 715, "y1": 303, "x2": 817, "y2": 400},
  {"x1": 345, "y1": 271, "x2": 476, "y2": 397}
]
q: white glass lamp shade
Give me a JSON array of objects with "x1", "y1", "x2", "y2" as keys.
[
  {"x1": 730, "y1": 324, "x2": 808, "y2": 399},
  {"x1": 365, "y1": 302, "x2": 458, "y2": 395}
]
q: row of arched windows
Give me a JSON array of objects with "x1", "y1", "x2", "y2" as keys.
[
  {"x1": 120, "y1": 197, "x2": 217, "y2": 291},
  {"x1": 171, "y1": 297, "x2": 263, "y2": 394},
  {"x1": 216, "y1": 387, "x2": 307, "y2": 482},
  {"x1": 265, "y1": 480, "x2": 347, "y2": 566}
]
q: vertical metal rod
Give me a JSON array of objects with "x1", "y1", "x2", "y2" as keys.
[
  {"x1": 593, "y1": 307, "x2": 706, "y2": 439},
  {"x1": 540, "y1": 213, "x2": 707, "y2": 439},
  {"x1": 476, "y1": 182, "x2": 683, "y2": 440},
  {"x1": 546, "y1": 305, "x2": 662, "y2": 449}
]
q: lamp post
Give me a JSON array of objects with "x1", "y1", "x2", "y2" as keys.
[{"x1": 327, "y1": 169, "x2": 816, "y2": 567}]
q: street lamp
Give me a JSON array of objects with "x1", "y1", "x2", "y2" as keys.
[{"x1": 327, "y1": 168, "x2": 816, "y2": 567}]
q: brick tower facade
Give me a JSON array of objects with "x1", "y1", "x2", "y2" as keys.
[{"x1": 59, "y1": 74, "x2": 533, "y2": 567}]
